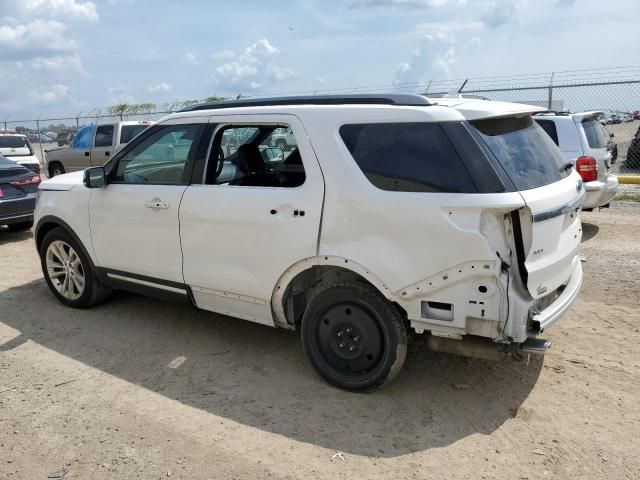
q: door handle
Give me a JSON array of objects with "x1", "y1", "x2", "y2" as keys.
[
  {"x1": 145, "y1": 200, "x2": 170, "y2": 209},
  {"x1": 105, "y1": 151, "x2": 110, "y2": 156},
  {"x1": 84, "y1": 151, "x2": 90, "y2": 157}
]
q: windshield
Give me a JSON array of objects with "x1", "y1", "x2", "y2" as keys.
[
  {"x1": 471, "y1": 116, "x2": 570, "y2": 191},
  {"x1": 0, "y1": 136, "x2": 30, "y2": 149},
  {"x1": 582, "y1": 119, "x2": 608, "y2": 149},
  {"x1": 121, "y1": 124, "x2": 151, "y2": 144}
]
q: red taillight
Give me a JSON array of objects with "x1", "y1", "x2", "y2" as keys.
[
  {"x1": 10, "y1": 175, "x2": 41, "y2": 187},
  {"x1": 576, "y1": 156, "x2": 598, "y2": 182}
]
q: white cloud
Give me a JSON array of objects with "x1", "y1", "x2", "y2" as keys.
[
  {"x1": 22, "y1": 0, "x2": 98, "y2": 23},
  {"x1": 482, "y1": 0, "x2": 517, "y2": 28},
  {"x1": 30, "y1": 54, "x2": 84, "y2": 73},
  {"x1": 0, "y1": 20, "x2": 77, "y2": 59},
  {"x1": 346, "y1": 0, "x2": 463, "y2": 8},
  {"x1": 147, "y1": 82, "x2": 172, "y2": 93},
  {"x1": 211, "y1": 39, "x2": 296, "y2": 91},
  {"x1": 29, "y1": 84, "x2": 69, "y2": 104},
  {"x1": 183, "y1": 51, "x2": 198, "y2": 65},
  {"x1": 108, "y1": 84, "x2": 134, "y2": 104},
  {"x1": 462, "y1": 36, "x2": 480, "y2": 54},
  {"x1": 395, "y1": 31, "x2": 456, "y2": 83},
  {"x1": 211, "y1": 49, "x2": 235, "y2": 60},
  {"x1": 268, "y1": 66, "x2": 297, "y2": 81}
]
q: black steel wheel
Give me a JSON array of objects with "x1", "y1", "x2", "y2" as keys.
[{"x1": 301, "y1": 282, "x2": 407, "y2": 392}]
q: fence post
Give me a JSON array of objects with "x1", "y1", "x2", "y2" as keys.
[{"x1": 548, "y1": 72, "x2": 555, "y2": 110}]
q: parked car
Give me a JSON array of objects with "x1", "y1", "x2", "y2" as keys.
[
  {"x1": 27, "y1": 133, "x2": 55, "y2": 143},
  {"x1": 602, "y1": 124, "x2": 618, "y2": 163},
  {"x1": 0, "y1": 154, "x2": 40, "y2": 231},
  {"x1": 34, "y1": 94, "x2": 584, "y2": 391},
  {"x1": 55, "y1": 131, "x2": 76, "y2": 147},
  {"x1": 625, "y1": 125, "x2": 640, "y2": 169},
  {"x1": 534, "y1": 111, "x2": 618, "y2": 210},
  {"x1": 0, "y1": 133, "x2": 41, "y2": 174},
  {"x1": 44, "y1": 120, "x2": 154, "y2": 177},
  {"x1": 268, "y1": 127, "x2": 296, "y2": 151}
]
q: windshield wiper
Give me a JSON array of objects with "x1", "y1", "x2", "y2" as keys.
[{"x1": 559, "y1": 162, "x2": 573, "y2": 173}]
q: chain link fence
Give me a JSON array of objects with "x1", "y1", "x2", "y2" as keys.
[{"x1": 2, "y1": 67, "x2": 639, "y2": 174}]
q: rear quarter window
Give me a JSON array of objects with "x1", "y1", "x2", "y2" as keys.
[
  {"x1": 470, "y1": 116, "x2": 569, "y2": 191},
  {"x1": 339, "y1": 123, "x2": 477, "y2": 193},
  {"x1": 581, "y1": 119, "x2": 607, "y2": 149},
  {"x1": 534, "y1": 119, "x2": 559, "y2": 146}
]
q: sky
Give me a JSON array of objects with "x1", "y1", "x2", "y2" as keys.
[{"x1": 0, "y1": 0, "x2": 639, "y2": 120}]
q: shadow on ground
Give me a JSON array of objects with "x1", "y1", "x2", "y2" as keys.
[
  {"x1": 581, "y1": 222, "x2": 600, "y2": 242},
  {"x1": 0, "y1": 228, "x2": 33, "y2": 246},
  {"x1": 0, "y1": 279, "x2": 542, "y2": 457}
]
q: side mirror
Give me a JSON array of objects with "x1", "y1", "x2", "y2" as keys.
[
  {"x1": 84, "y1": 166, "x2": 106, "y2": 188},
  {"x1": 610, "y1": 132, "x2": 614, "y2": 138}
]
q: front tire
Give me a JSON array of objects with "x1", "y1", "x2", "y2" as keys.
[
  {"x1": 40, "y1": 227, "x2": 112, "y2": 308},
  {"x1": 301, "y1": 282, "x2": 407, "y2": 392}
]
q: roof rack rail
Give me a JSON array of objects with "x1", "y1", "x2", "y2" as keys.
[
  {"x1": 428, "y1": 93, "x2": 492, "y2": 101},
  {"x1": 180, "y1": 93, "x2": 431, "y2": 112}
]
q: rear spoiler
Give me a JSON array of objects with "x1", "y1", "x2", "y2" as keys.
[
  {"x1": 572, "y1": 111, "x2": 604, "y2": 122},
  {"x1": 439, "y1": 99, "x2": 548, "y2": 121}
]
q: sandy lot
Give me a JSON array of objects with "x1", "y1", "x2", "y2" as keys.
[{"x1": 1, "y1": 205, "x2": 639, "y2": 480}]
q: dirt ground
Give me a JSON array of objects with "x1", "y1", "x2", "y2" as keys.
[{"x1": 1, "y1": 205, "x2": 639, "y2": 480}]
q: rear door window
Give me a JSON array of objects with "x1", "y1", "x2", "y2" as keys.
[
  {"x1": 470, "y1": 116, "x2": 569, "y2": 191},
  {"x1": 582, "y1": 119, "x2": 607, "y2": 149},
  {"x1": 94, "y1": 125, "x2": 114, "y2": 148},
  {"x1": 121, "y1": 124, "x2": 150, "y2": 144},
  {"x1": 340, "y1": 123, "x2": 477, "y2": 193}
]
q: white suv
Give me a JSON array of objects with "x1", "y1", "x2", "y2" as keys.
[
  {"x1": 34, "y1": 94, "x2": 584, "y2": 391},
  {"x1": 534, "y1": 111, "x2": 618, "y2": 210}
]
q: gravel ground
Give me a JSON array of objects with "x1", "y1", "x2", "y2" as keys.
[{"x1": 0, "y1": 205, "x2": 639, "y2": 480}]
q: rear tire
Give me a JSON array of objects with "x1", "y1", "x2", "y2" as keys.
[
  {"x1": 7, "y1": 221, "x2": 33, "y2": 232},
  {"x1": 49, "y1": 163, "x2": 65, "y2": 178},
  {"x1": 40, "y1": 227, "x2": 112, "y2": 308},
  {"x1": 300, "y1": 282, "x2": 407, "y2": 392}
]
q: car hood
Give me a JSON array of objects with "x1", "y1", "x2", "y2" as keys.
[
  {"x1": 44, "y1": 146, "x2": 69, "y2": 157},
  {"x1": 39, "y1": 170, "x2": 84, "y2": 191}
]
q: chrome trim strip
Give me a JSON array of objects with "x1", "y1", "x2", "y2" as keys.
[
  {"x1": 106, "y1": 273, "x2": 187, "y2": 294},
  {"x1": 531, "y1": 190, "x2": 585, "y2": 223}
]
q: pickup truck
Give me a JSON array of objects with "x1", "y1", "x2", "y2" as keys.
[{"x1": 44, "y1": 120, "x2": 154, "y2": 177}]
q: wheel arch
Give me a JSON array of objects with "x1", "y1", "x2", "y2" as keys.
[
  {"x1": 35, "y1": 216, "x2": 94, "y2": 264},
  {"x1": 271, "y1": 256, "x2": 402, "y2": 329}
]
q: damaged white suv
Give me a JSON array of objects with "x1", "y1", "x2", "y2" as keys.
[{"x1": 34, "y1": 94, "x2": 584, "y2": 391}]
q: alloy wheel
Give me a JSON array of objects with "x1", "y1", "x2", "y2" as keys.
[{"x1": 45, "y1": 240, "x2": 85, "y2": 300}]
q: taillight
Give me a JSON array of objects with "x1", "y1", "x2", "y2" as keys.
[
  {"x1": 10, "y1": 175, "x2": 41, "y2": 187},
  {"x1": 575, "y1": 156, "x2": 598, "y2": 182}
]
